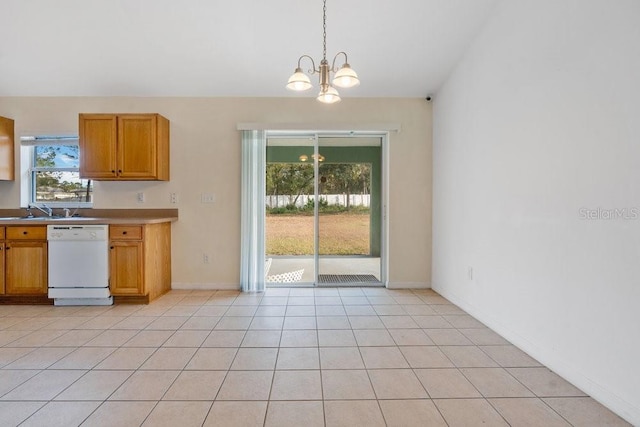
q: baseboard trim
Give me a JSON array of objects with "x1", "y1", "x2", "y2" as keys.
[
  {"x1": 432, "y1": 283, "x2": 639, "y2": 426},
  {"x1": 171, "y1": 282, "x2": 240, "y2": 291},
  {"x1": 387, "y1": 282, "x2": 431, "y2": 289},
  {"x1": 173, "y1": 282, "x2": 432, "y2": 291}
]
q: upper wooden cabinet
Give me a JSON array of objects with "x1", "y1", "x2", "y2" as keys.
[
  {"x1": 0, "y1": 116, "x2": 15, "y2": 181},
  {"x1": 79, "y1": 113, "x2": 170, "y2": 181}
]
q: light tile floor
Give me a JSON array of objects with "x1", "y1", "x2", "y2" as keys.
[{"x1": 0, "y1": 288, "x2": 630, "y2": 427}]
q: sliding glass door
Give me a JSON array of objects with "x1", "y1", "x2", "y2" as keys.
[
  {"x1": 317, "y1": 137, "x2": 382, "y2": 285},
  {"x1": 265, "y1": 133, "x2": 385, "y2": 287},
  {"x1": 265, "y1": 136, "x2": 316, "y2": 285}
]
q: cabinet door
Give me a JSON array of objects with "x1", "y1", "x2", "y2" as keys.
[
  {"x1": 0, "y1": 116, "x2": 15, "y2": 181},
  {"x1": 79, "y1": 114, "x2": 118, "y2": 179},
  {"x1": 117, "y1": 115, "x2": 157, "y2": 179},
  {"x1": 5, "y1": 241, "x2": 47, "y2": 295},
  {"x1": 0, "y1": 243, "x2": 5, "y2": 294},
  {"x1": 109, "y1": 241, "x2": 144, "y2": 295}
]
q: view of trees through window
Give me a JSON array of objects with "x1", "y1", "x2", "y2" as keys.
[
  {"x1": 33, "y1": 145, "x2": 92, "y2": 203},
  {"x1": 265, "y1": 163, "x2": 371, "y2": 213}
]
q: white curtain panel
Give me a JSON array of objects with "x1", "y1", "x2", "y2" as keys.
[{"x1": 240, "y1": 130, "x2": 266, "y2": 292}]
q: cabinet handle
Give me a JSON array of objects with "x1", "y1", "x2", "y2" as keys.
[
  {"x1": 118, "y1": 170, "x2": 122, "y2": 173},
  {"x1": 111, "y1": 170, "x2": 116, "y2": 174},
  {"x1": 122, "y1": 231, "x2": 127, "y2": 235},
  {"x1": 5, "y1": 247, "x2": 9, "y2": 250},
  {"x1": 110, "y1": 246, "x2": 114, "y2": 249},
  {"x1": 23, "y1": 231, "x2": 28, "y2": 235}
]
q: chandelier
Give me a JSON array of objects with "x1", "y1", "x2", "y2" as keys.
[{"x1": 286, "y1": 0, "x2": 360, "y2": 104}]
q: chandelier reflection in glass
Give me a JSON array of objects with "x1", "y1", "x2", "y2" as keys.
[
  {"x1": 286, "y1": 0, "x2": 360, "y2": 104},
  {"x1": 299, "y1": 153, "x2": 325, "y2": 162}
]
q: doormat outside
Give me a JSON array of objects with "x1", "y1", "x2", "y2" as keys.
[{"x1": 317, "y1": 274, "x2": 381, "y2": 286}]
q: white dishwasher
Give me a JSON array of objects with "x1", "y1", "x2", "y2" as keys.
[{"x1": 47, "y1": 225, "x2": 113, "y2": 306}]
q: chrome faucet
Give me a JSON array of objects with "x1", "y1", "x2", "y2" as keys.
[{"x1": 29, "y1": 203, "x2": 53, "y2": 217}]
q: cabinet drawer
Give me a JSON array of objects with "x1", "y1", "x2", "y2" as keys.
[
  {"x1": 110, "y1": 225, "x2": 143, "y2": 240},
  {"x1": 6, "y1": 226, "x2": 47, "y2": 240},
  {"x1": 0, "y1": 226, "x2": 4, "y2": 239}
]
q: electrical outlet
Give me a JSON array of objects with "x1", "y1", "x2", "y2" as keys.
[
  {"x1": 203, "y1": 253, "x2": 210, "y2": 264},
  {"x1": 170, "y1": 192, "x2": 178, "y2": 204},
  {"x1": 201, "y1": 193, "x2": 215, "y2": 204},
  {"x1": 137, "y1": 192, "x2": 145, "y2": 203}
]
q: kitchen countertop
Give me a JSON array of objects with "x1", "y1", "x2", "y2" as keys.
[{"x1": 0, "y1": 208, "x2": 178, "y2": 226}]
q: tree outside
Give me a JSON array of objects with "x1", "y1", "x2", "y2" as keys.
[
  {"x1": 266, "y1": 163, "x2": 371, "y2": 212},
  {"x1": 34, "y1": 145, "x2": 92, "y2": 203}
]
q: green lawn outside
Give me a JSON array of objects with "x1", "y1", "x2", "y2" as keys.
[{"x1": 266, "y1": 212, "x2": 370, "y2": 255}]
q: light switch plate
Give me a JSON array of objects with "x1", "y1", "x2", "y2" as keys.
[{"x1": 201, "y1": 193, "x2": 215, "y2": 204}]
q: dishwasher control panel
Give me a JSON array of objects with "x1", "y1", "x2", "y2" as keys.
[{"x1": 47, "y1": 225, "x2": 108, "y2": 241}]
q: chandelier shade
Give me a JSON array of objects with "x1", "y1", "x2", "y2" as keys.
[
  {"x1": 286, "y1": 68, "x2": 313, "y2": 91},
  {"x1": 286, "y1": 0, "x2": 359, "y2": 104},
  {"x1": 332, "y1": 63, "x2": 360, "y2": 88},
  {"x1": 317, "y1": 85, "x2": 341, "y2": 104}
]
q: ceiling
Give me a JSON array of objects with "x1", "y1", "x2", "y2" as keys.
[{"x1": 0, "y1": 0, "x2": 499, "y2": 97}]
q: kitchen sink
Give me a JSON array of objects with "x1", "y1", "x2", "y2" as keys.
[
  {"x1": 0, "y1": 216, "x2": 98, "y2": 221},
  {"x1": 20, "y1": 216, "x2": 54, "y2": 220},
  {"x1": 52, "y1": 217, "x2": 98, "y2": 220},
  {"x1": 0, "y1": 216, "x2": 56, "y2": 220}
]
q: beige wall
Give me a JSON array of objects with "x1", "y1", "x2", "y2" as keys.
[{"x1": 0, "y1": 97, "x2": 432, "y2": 289}]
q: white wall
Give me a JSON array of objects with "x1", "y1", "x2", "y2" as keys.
[
  {"x1": 433, "y1": 1, "x2": 640, "y2": 423},
  {"x1": 0, "y1": 97, "x2": 432, "y2": 289}
]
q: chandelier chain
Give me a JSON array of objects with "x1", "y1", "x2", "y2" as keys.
[{"x1": 322, "y1": 0, "x2": 327, "y2": 61}]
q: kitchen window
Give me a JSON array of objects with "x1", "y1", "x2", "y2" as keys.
[{"x1": 21, "y1": 135, "x2": 93, "y2": 208}]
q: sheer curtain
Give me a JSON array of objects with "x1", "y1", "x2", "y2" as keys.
[{"x1": 240, "y1": 130, "x2": 266, "y2": 292}]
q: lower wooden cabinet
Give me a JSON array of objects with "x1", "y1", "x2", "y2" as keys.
[
  {"x1": 109, "y1": 222, "x2": 171, "y2": 303},
  {"x1": 109, "y1": 240, "x2": 144, "y2": 295},
  {"x1": 0, "y1": 241, "x2": 5, "y2": 295},
  {"x1": 0, "y1": 222, "x2": 171, "y2": 303},
  {"x1": 0, "y1": 227, "x2": 4, "y2": 294},
  {"x1": 2, "y1": 226, "x2": 48, "y2": 296}
]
